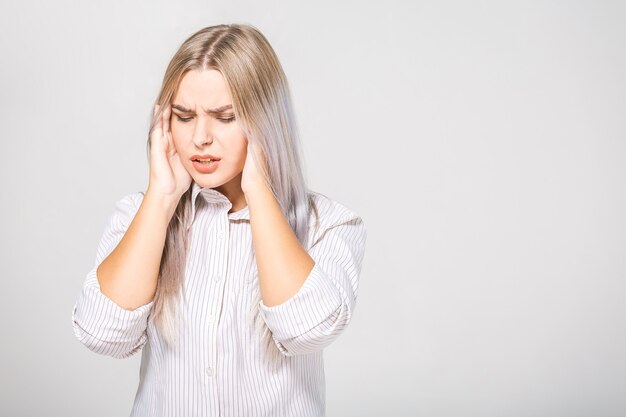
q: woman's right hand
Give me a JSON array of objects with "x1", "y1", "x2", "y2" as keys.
[{"x1": 147, "y1": 103, "x2": 192, "y2": 202}]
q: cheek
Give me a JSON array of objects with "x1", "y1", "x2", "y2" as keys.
[
  {"x1": 170, "y1": 125, "x2": 187, "y2": 149},
  {"x1": 232, "y1": 146, "x2": 245, "y2": 167},
  {"x1": 170, "y1": 125, "x2": 178, "y2": 142},
  {"x1": 170, "y1": 132, "x2": 180, "y2": 148},
  {"x1": 240, "y1": 142, "x2": 249, "y2": 163}
]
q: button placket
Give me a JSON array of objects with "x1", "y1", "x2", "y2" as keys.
[{"x1": 204, "y1": 218, "x2": 228, "y2": 388}]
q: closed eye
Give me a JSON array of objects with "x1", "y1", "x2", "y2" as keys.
[{"x1": 176, "y1": 115, "x2": 235, "y2": 123}]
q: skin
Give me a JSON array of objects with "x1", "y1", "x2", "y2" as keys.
[
  {"x1": 165, "y1": 68, "x2": 315, "y2": 307},
  {"x1": 169, "y1": 69, "x2": 249, "y2": 212}
]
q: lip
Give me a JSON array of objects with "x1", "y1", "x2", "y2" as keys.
[
  {"x1": 191, "y1": 153, "x2": 221, "y2": 161},
  {"x1": 192, "y1": 159, "x2": 219, "y2": 174}
]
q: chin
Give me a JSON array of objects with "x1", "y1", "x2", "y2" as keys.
[
  {"x1": 189, "y1": 165, "x2": 243, "y2": 191},
  {"x1": 192, "y1": 175, "x2": 224, "y2": 189}
]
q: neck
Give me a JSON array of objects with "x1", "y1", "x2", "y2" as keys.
[{"x1": 214, "y1": 173, "x2": 247, "y2": 213}]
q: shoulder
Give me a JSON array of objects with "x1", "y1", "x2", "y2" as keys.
[
  {"x1": 307, "y1": 191, "x2": 366, "y2": 242},
  {"x1": 110, "y1": 191, "x2": 145, "y2": 222},
  {"x1": 308, "y1": 191, "x2": 363, "y2": 227},
  {"x1": 305, "y1": 190, "x2": 367, "y2": 253},
  {"x1": 115, "y1": 190, "x2": 145, "y2": 210}
]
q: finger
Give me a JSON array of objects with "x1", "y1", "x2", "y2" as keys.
[
  {"x1": 157, "y1": 104, "x2": 163, "y2": 132},
  {"x1": 166, "y1": 131, "x2": 175, "y2": 157},
  {"x1": 151, "y1": 105, "x2": 162, "y2": 133},
  {"x1": 151, "y1": 108, "x2": 164, "y2": 150},
  {"x1": 154, "y1": 104, "x2": 162, "y2": 127},
  {"x1": 163, "y1": 104, "x2": 170, "y2": 136},
  {"x1": 150, "y1": 104, "x2": 159, "y2": 135}
]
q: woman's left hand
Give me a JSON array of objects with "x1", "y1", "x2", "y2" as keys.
[{"x1": 241, "y1": 139, "x2": 269, "y2": 195}]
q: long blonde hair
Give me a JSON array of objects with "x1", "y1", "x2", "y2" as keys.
[{"x1": 146, "y1": 23, "x2": 317, "y2": 363}]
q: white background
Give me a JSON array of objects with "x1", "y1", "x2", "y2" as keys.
[{"x1": 1, "y1": 1, "x2": 624, "y2": 416}]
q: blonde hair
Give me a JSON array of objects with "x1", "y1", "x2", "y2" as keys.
[{"x1": 146, "y1": 23, "x2": 318, "y2": 366}]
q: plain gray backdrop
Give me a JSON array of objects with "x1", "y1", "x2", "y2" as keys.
[{"x1": 1, "y1": 1, "x2": 625, "y2": 416}]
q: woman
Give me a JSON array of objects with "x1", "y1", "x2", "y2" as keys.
[{"x1": 71, "y1": 23, "x2": 367, "y2": 417}]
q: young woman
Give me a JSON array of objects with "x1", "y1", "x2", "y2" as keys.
[{"x1": 71, "y1": 23, "x2": 367, "y2": 417}]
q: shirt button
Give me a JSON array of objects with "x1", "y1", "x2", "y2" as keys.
[
  {"x1": 205, "y1": 367, "x2": 214, "y2": 376},
  {"x1": 217, "y1": 231, "x2": 225, "y2": 239},
  {"x1": 207, "y1": 315, "x2": 216, "y2": 324}
]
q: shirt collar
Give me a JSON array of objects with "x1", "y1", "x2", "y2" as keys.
[{"x1": 190, "y1": 181, "x2": 250, "y2": 223}]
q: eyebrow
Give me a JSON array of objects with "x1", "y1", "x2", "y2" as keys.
[{"x1": 171, "y1": 103, "x2": 233, "y2": 115}]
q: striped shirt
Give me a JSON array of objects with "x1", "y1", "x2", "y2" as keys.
[{"x1": 71, "y1": 181, "x2": 367, "y2": 417}]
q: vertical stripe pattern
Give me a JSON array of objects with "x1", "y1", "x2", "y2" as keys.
[{"x1": 71, "y1": 181, "x2": 367, "y2": 417}]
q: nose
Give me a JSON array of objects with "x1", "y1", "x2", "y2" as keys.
[{"x1": 192, "y1": 123, "x2": 214, "y2": 148}]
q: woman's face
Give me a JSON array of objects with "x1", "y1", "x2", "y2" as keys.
[{"x1": 170, "y1": 69, "x2": 248, "y2": 195}]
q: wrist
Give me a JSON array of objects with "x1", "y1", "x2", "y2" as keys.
[
  {"x1": 243, "y1": 178, "x2": 270, "y2": 197},
  {"x1": 144, "y1": 189, "x2": 181, "y2": 217}
]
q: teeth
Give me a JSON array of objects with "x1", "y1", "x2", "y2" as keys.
[{"x1": 197, "y1": 159, "x2": 214, "y2": 162}]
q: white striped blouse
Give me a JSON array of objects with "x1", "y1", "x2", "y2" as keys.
[{"x1": 71, "y1": 180, "x2": 367, "y2": 417}]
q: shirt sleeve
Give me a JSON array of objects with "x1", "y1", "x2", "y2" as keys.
[
  {"x1": 71, "y1": 192, "x2": 154, "y2": 359},
  {"x1": 258, "y1": 212, "x2": 367, "y2": 357}
]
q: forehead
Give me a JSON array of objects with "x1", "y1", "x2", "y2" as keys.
[{"x1": 174, "y1": 69, "x2": 232, "y2": 108}]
